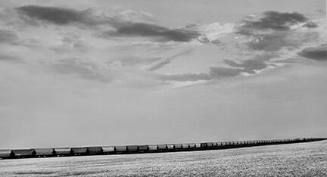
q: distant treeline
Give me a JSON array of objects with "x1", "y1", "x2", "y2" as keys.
[{"x1": 0, "y1": 138, "x2": 326, "y2": 160}]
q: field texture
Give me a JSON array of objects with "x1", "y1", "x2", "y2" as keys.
[{"x1": 0, "y1": 141, "x2": 326, "y2": 177}]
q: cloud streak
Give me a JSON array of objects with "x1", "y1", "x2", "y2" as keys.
[
  {"x1": 148, "y1": 49, "x2": 193, "y2": 71},
  {"x1": 0, "y1": 55, "x2": 21, "y2": 62},
  {"x1": 0, "y1": 29, "x2": 19, "y2": 44},
  {"x1": 159, "y1": 67, "x2": 242, "y2": 82},
  {"x1": 161, "y1": 54, "x2": 277, "y2": 82},
  {"x1": 52, "y1": 58, "x2": 112, "y2": 82}
]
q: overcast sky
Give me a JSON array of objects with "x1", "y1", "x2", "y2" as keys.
[{"x1": 0, "y1": 0, "x2": 326, "y2": 148}]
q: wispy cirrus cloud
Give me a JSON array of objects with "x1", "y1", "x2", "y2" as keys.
[{"x1": 4, "y1": 6, "x2": 325, "y2": 85}]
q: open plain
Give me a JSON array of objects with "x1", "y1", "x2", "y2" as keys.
[{"x1": 0, "y1": 140, "x2": 326, "y2": 177}]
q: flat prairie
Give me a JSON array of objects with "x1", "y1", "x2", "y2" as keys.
[{"x1": 0, "y1": 141, "x2": 326, "y2": 177}]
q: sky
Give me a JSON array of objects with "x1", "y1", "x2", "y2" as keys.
[{"x1": 0, "y1": 0, "x2": 326, "y2": 148}]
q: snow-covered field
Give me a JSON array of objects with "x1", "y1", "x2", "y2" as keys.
[{"x1": 1, "y1": 141, "x2": 326, "y2": 177}]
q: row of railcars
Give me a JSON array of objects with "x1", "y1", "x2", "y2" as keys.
[{"x1": 0, "y1": 138, "x2": 325, "y2": 159}]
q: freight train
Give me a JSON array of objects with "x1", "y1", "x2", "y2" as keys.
[{"x1": 0, "y1": 138, "x2": 325, "y2": 159}]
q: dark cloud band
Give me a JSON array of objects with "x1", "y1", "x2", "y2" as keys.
[
  {"x1": 224, "y1": 57, "x2": 268, "y2": 73},
  {"x1": 240, "y1": 11, "x2": 308, "y2": 32},
  {"x1": 237, "y1": 11, "x2": 318, "y2": 52},
  {"x1": 105, "y1": 22, "x2": 200, "y2": 42},
  {"x1": 299, "y1": 45, "x2": 327, "y2": 61},
  {"x1": 17, "y1": 5, "x2": 92, "y2": 25},
  {"x1": 16, "y1": 5, "x2": 199, "y2": 42}
]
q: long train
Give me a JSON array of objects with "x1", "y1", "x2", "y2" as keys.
[{"x1": 0, "y1": 138, "x2": 325, "y2": 159}]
